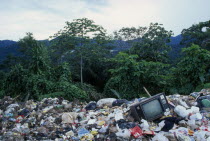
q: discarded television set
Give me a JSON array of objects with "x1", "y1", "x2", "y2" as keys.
[{"x1": 130, "y1": 93, "x2": 170, "y2": 122}]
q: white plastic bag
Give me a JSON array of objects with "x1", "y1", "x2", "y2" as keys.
[
  {"x1": 116, "y1": 129, "x2": 131, "y2": 138},
  {"x1": 152, "y1": 133, "x2": 169, "y2": 141},
  {"x1": 140, "y1": 119, "x2": 149, "y2": 131},
  {"x1": 65, "y1": 131, "x2": 74, "y2": 137},
  {"x1": 47, "y1": 116, "x2": 55, "y2": 123},
  {"x1": 98, "y1": 125, "x2": 108, "y2": 133},
  {"x1": 174, "y1": 105, "x2": 189, "y2": 118},
  {"x1": 154, "y1": 120, "x2": 165, "y2": 131},
  {"x1": 177, "y1": 134, "x2": 191, "y2": 141},
  {"x1": 87, "y1": 119, "x2": 97, "y2": 124},
  {"x1": 62, "y1": 112, "x2": 78, "y2": 123},
  {"x1": 194, "y1": 131, "x2": 207, "y2": 141},
  {"x1": 187, "y1": 119, "x2": 195, "y2": 127},
  {"x1": 187, "y1": 119, "x2": 198, "y2": 130},
  {"x1": 115, "y1": 112, "x2": 124, "y2": 121},
  {"x1": 97, "y1": 98, "x2": 116, "y2": 107},
  {"x1": 6, "y1": 103, "x2": 19, "y2": 109},
  {"x1": 190, "y1": 113, "x2": 202, "y2": 120},
  {"x1": 190, "y1": 106, "x2": 199, "y2": 114},
  {"x1": 179, "y1": 100, "x2": 189, "y2": 108}
]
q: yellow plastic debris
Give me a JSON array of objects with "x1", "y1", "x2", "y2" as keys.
[
  {"x1": 98, "y1": 121, "x2": 105, "y2": 126},
  {"x1": 91, "y1": 131, "x2": 98, "y2": 136}
]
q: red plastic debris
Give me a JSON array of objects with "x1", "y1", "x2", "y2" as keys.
[{"x1": 129, "y1": 126, "x2": 143, "y2": 138}]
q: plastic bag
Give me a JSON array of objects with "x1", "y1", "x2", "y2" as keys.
[
  {"x1": 129, "y1": 126, "x2": 143, "y2": 138},
  {"x1": 98, "y1": 125, "x2": 108, "y2": 133},
  {"x1": 193, "y1": 131, "x2": 207, "y2": 141},
  {"x1": 64, "y1": 103, "x2": 72, "y2": 110},
  {"x1": 190, "y1": 106, "x2": 199, "y2": 114},
  {"x1": 85, "y1": 102, "x2": 97, "y2": 111},
  {"x1": 115, "y1": 112, "x2": 124, "y2": 121},
  {"x1": 187, "y1": 119, "x2": 197, "y2": 130},
  {"x1": 174, "y1": 105, "x2": 190, "y2": 118},
  {"x1": 87, "y1": 119, "x2": 97, "y2": 125},
  {"x1": 47, "y1": 116, "x2": 55, "y2": 123},
  {"x1": 155, "y1": 120, "x2": 165, "y2": 131},
  {"x1": 152, "y1": 133, "x2": 169, "y2": 141},
  {"x1": 112, "y1": 99, "x2": 128, "y2": 106},
  {"x1": 177, "y1": 134, "x2": 191, "y2": 141},
  {"x1": 116, "y1": 129, "x2": 131, "y2": 138},
  {"x1": 190, "y1": 113, "x2": 202, "y2": 120},
  {"x1": 65, "y1": 131, "x2": 74, "y2": 137},
  {"x1": 78, "y1": 128, "x2": 90, "y2": 138},
  {"x1": 140, "y1": 119, "x2": 149, "y2": 131},
  {"x1": 201, "y1": 99, "x2": 210, "y2": 108},
  {"x1": 4, "y1": 108, "x2": 15, "y2": 114},
  {"x1": 98, "y1": 121, "x2": 105, "y2": 126},
  {"x1": 62, "y1": 112, "x2": 78, "y2": 123},
  {"x1": 164, "y1": 132, "x2": 176, "y2": 141},
  {"x1": 179, "y1": 100, "x2": 190, "y2": 108},
  {"x1": 97, "y1": 98, "x2": 116, "y2": 107}
]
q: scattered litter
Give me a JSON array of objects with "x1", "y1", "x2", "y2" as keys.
[{"x1": 0, "y1": 89, "x2": 210, "y2": 140}]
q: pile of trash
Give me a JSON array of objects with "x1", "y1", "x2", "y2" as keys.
[{"x1": 1, "y1": 89, "x2": 210, "y2": 141}]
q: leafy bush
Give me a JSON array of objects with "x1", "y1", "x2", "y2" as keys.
[
  {"x1": 38, "y1": 92, "x2": 65, "y2": 100},
  {"x1": 104, "y1": 52, "x2": 169, "y2": 99},
  {"x1": 53, "y1": 80, "x2": 88, "y2": 101},
  {"x1": 204, "y1": 83, "x2": 210, "y2": 89},
  {"x1": 0, "y1": 90, "x2": 4, "y2": 99},
  {"x1": 171, "y1": 44, "x2": 210, "y2": 94},
  {"x1": 75, "y1": 83, "x2": 103, "y2": 101},
  {"x1": 65, "y1": 84, "x2": 87, "y2": 101}
]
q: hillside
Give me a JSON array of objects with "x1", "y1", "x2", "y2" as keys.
[
  {"x1": 0, "y1": 40, "x2": 19, "y2": 63},
  {"x1": 0, "y1": 35, "x2": 184, "y2": 64}
]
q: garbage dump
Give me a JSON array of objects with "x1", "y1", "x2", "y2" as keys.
[{"x1": 0, "y1": 89, "x2": 210, "y2": 140}]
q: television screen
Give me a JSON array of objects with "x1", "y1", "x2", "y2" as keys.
[{"x1": 142, "y1": 99, "x2": 163, "y2": 120}]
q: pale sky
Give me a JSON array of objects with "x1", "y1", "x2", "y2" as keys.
[{"x1": 0, "y1": 0, "x2": 210, "y2": 41}]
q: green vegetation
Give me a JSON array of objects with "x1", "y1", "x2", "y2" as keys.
[{"x1": 0, "y1": 18, "x2": 210, "y2": 100}]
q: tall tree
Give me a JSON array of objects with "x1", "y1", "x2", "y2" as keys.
[
  {"x1": 172, "y1": 44, "x2": 210, "y2": 94},
  {"x1": 4, "y1": 33, "x2": 52, "y2": 100},
  {"x1": 181, "y1": 20, "x2": 210, "y2": 50},
  {"x1": 113, "y1": 26, "x2": 147, "y2": 41},
  {"x1": 51, "y1": 18, "x2": 108, "y2": 85},
  {"x1": 130, "y1": 23, "x2": 173, "y2": 63},
  {"x1": 113, "y1": 27, "x2": 147, "y2": 54}
]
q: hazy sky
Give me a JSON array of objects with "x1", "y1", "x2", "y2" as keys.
[{"x1": 0, "y1": 0, "x2": 210, "y2": 41}]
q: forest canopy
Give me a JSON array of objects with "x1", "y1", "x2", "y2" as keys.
[{"x1": 0, "y1": 18, "x2": 210, "y2": 101}]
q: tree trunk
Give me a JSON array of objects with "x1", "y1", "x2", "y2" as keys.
[{"x1": 80, "y1": 55, "x2": 83, "y2": 85}]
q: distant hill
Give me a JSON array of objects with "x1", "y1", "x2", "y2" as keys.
[
  {"x1": 168, "y1": 35, "x2": 185, "y2": 62},
  {"x1": 0, "y1": 40, "x2": 19, "y2": 63},
  {"x1": 110, "y1": 35, "x2": 185, "y2": 61},
  {"x1": 0, "y1": 35, "x2": 184, "y2": 64}
]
